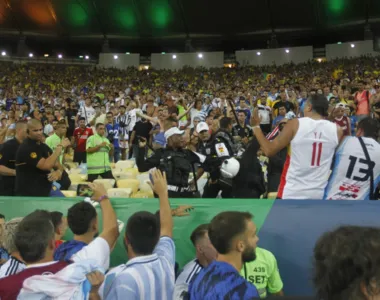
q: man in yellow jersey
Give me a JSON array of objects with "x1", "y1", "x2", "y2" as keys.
[
  {"x1": 86, "y1": 123, "x2": 115, "y2": 182},
  {"x1": 240, "y1": 247, "x2": 284, "y2": 298}
]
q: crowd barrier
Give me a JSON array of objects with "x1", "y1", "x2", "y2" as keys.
[{"x1": 0, "y1": 197, "x2": 379, "y2": 296}]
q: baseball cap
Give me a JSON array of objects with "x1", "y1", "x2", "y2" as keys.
[
  {"x1": 196, "y1": 122, "x2": 209, "y2": 133},
  {"x1": 164, "y1": 127, "x2": 184, "y2": 140}
]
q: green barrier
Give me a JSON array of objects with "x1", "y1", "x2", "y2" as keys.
[{"x1": 0, "y1": 197, "x2": 275, "y2": 268}]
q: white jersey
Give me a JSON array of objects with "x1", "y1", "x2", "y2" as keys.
[
  {"x1": 324, "y1": 136, "x2": 380, "y2": 200},
  {"x1": 277, "y1": 118, "x2": 339, "y2": 199},
  {"x1": 173, "y1": 259, "x2": 203, "y2": 300},
  {"x1": 0, "y1": 256, "x2": 26, "y2": 278}
]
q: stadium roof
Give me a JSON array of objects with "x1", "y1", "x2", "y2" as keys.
[{"x1": 1, "y1": 0, "x2": 380, "y2": 56}]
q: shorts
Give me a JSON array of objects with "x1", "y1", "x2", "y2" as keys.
[{"x1": 73, "y1": 151, "x2": 87, "y2": 164}]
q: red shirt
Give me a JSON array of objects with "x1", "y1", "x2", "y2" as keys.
[
  {"x1": 0, "y1": 261, "x2": 69, "y2": 300},
  {"x1": 55, "y1": 240, "x2": 64, "y2": 249},
  {"x1": 73, "y1": 127, "x2": 93, "y2": 152}
]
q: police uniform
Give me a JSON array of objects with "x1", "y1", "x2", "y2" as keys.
[
  {"x1": 136, "y1": 147, "x2": 202, "y2": 198},
  {"x1": 15, "y1": 138, "x2": 53, "y2": 196},
  {"x1": 200, "y1": 130, "x2": 236, "y2": 198},
  {"x1": 0, "y1": 139, "x2": 21, "y2": 195}
]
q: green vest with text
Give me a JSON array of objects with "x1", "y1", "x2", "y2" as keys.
[{"x1": 86, "y1": 134, "x2": 111, "y2": 175}]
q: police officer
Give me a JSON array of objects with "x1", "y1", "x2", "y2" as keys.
[
  {"x1": 0, "y1": 121, "x2": 27, "y2": 195},
  {"x1": 201, "y1": 117, "x2": 241, "y2": 198},
  {"x1": 136, "y1": 127, "x2": 209, "y2": 198},
  {"x1": 15, "y1": 119, "x2": 71, "y2": 197}
]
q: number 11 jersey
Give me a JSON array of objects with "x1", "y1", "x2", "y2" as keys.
[
  {"x1": 277, "y1": 117, "x2": 339, "y2": 199},
  {"x1": 324, "y1": 136, "x2": 380, "y2": 200}
]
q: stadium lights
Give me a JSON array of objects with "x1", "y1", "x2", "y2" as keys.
[
  {"x1": 350, "y1": 44, "x2": 355, "y2": 48},
  {"x1": 257, "y1": 52, "x2": 261, "y2": 56},
  {"x1": 317, "y1": 58, "x2": 322, "y2": 63},
  {"x1": 79, "y1": 55, "x2": 83, "y2": 58},
  {"x1": 29, "y1": 53, "x2": 33, "y2": 58},
  {"x1": 172, "y1": 54, "x2": 177, "y2": 59},
  {"x1": 126, "y1": 52, "x2": 130, "y2": 54},
  {"x1": 85, "y1": 55, "x2": 89, "y2": 60},
  {"x1": 285, "y1": 49, "x2": 290, "y2": 53},
  {"x1": 198, "y1": 53, "x2": 203, "y2": 58},
  {"x1": 1, "y1": 51, "x2": 6, "y2": 56},
  {"x1": 58, "y1": 54, "x2": 63, "y2": 59},
  {"x1": 161, "y1": 52, "x2": 166, "y2": 54},
  {"x1": 44, "y1": 54, "x2": 49, "y2": 57},
  {"x1": 144, "y1": 66, "x2": 149, "y2": 70},
  {"x1": 337, "y1": 42, "x2": 342, "y2": 44},
  {"x1": 114, "y1": 55, "x2": 118, "y2": 60}
]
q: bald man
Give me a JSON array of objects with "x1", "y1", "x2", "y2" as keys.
[
  {"x1": 15, "y1": 119, "x2": 70, "y2": 196},
  {"x1": 0, "y1": 121, "x2": 28, "y2": 195}
]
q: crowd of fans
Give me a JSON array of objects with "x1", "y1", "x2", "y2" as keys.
[{"x1": 0, "y1": 55, "x2": 379, "y2": 299}]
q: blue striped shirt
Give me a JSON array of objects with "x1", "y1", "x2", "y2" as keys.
[
  {"x1": 189, "y1": 261, "x2": 259, "y2": 300},
  {"x1": 101, "y1": 236, "x2": 175, "y2": 300}
]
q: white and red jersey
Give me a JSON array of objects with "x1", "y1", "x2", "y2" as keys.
[
  {"x1": 277, "y1": 117, "x2": 339, "y2": 199},
  {"x1": 324, "y1": 137, "x2": 380, "y2": 200}
]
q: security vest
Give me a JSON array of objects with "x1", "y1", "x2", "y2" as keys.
[
  {"x1": 159, "y1": 150, "x2": 192, "y2": 187},
  {"x1": 86, "y1": 134, "x2": 111, "y2": 175}
]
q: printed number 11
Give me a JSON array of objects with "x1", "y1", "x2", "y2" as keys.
[{"x1": 311, "y1": 142, "x2": 323, "y2": 166}]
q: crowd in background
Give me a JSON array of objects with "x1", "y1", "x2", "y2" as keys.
[{"x1": 1, "y1": 56, "x2": 380, "y2": 198}]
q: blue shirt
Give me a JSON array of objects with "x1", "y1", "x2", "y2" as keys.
[
  {"x1": 101, "y1": 237, "x2": 175, "y2": 300},
  {"x1": 272, "y1": 116, "x2": 284, "y2": 127},
  {"x1": 189, "y1": 261, "x2": 259, "y2": 300},
  {"x1": 106, "y1": 123, "x2": 120, "y2": 148},
  {"x1": 349, "y1": 115, "x2": 357, "y2": 136}
]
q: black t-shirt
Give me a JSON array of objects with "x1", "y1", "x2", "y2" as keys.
[
  {"x1": 66, "y1": 109, "x2": 78, "y2": 129},
  {"x1": 232, "y1": 124, "x2": 253, "y2": 138},
  {"x1": 0, "y1": 139, "x2": 21, "y2": 196},
  {"x1": 15, "y1": 138, "x2": 53, "y2": 197},
  {"x1": 132, "y1": 121, "x2": 153, "y2": 145}
]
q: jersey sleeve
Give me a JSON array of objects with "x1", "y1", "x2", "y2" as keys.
[
  {"x1": 153, "y1": 236, "x2": 176, "y2": 267},
  {"x1": 266, "y1": 253, "x2": 284, "y2": 294}
]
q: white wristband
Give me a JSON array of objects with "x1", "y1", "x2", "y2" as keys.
[{"x1": 253, "y1": 125, "x2": 260, "y2": 129}]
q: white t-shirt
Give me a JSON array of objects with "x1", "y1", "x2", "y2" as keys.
[
  {"x1": 78, "y1": 105, "x2": 96, "y2": 124},
  {"x1": 71, "y1": 237, "x2": 111, "y2": 271},
  {"x1": 189, "y1": 108, "x2": 206, "y2": 128},
  {"x1": 257, "y1": 104, "x2": 271, "y2": 125}
]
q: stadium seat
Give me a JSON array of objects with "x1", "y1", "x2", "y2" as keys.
[
  {"x1": 94, "y1": 179, "x2": 115, "y2": 190},
  {"x1": 139, "y1": 180, "x2": 152, "y2": 192},
  {"x1": 117, "y1": 179, "x2": 140, "y2": 194},
  {"x1": 131, "y1": 191, "x2": 154, "y2": 198},
  {"x1": 107, "y1": 188, "x2": 133, "y2": 198},
  {"x1": 61, "y1": 190, "x2": 77, "y2": 197},
  {"x1": 65, "y1": 162, "x2": 78, "y2": 169},
  {"x1": 115, "y1": 160, "x2": 135, "y2": 170},
  {"x1": 68, "y1": 168, "x2": 82, "y2": 175},
  {"x1": 68, "y1": 174, "x2": 87, "y2": 183},
  {"x1": 267, "y1": 192, "x2": 278, "y2": 199}
]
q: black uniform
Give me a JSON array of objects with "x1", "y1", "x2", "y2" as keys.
[
  {"x1": 15, "y1": 138, "x2": 53, "y2": 197},
  {"x1": 0, "y1": 139, "x2": 21, "y2": 196},
  {"x1": 136, "y1": 147, "x2": 203, "y2": 198},
  {"x1": 200, "y1": 130, "x2": 237, "y2": 198},
  {"x1": 232, "y1": 123, "x2": 253, "y2": 139}
]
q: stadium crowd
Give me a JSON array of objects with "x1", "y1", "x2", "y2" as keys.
[{"x1": 0, "y1": 56, "x2": 379, "y2": 299}]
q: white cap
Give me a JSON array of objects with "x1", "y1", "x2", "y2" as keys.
[
  {"x1": 164, "y1": 127, "x2": 184, "y2": 140},
  {"x1": 196, "y1": 122, "x2": 209, "y2": 133}
]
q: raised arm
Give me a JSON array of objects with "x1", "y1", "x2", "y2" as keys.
[{"x1": 148, "y1": 169, "x2": 173, "y2": 237}]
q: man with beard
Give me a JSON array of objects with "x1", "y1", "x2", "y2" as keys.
[{"x1": 189, "y1": 211, "x2": 259, "y2": 299}]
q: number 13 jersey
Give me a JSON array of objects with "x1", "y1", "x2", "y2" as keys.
[
  {"x1": 324, "y1": 136, "x2": 380, "y2": 200},
  {"x1": 277, "y1": 117, "x2": 339, "y2": 199}
]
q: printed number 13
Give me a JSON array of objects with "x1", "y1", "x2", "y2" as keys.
[{"x1": 311, "y1": 142, "x2": 323, "y2": 166}]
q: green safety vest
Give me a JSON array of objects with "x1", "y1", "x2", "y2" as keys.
[
  {"x1": 45, "y1": 133, "x2": 64, "y2": 164},
  {"x1": 86, "y1": 134, "x2": 111, "y2": 175}
]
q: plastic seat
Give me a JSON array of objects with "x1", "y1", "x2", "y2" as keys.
[
  {"x1": 115, "y1": 160, "x2": 135, "y2": 170},
  {"x1": 117, "y1": 179, "x2": 140, "y2": 194},
  {"x1": 107, "y1": 188, "x2": 133, "y2": 198},
  {"x1": 68, "y1": 174, "x2": 87, "y2": 183},
  {"x1": 61, "y1": 190, "x2": 77, "y2": 197},
  {"x1": 139, "y1": 180, "x2": 152, "y2": 193},
  {"x1": 267, "y1": 192, "x2": 278, "y2": 199},
  {"x1": 94, "y1": 179, "x2": 115, "y2": 190},
  {"x1": 69, "y1": 168, "x2": 82, "y2": 175},
  {"x1": 131, "y1": 191, "x2": 154, "y2": 198},
  {"x1": 65, "y1": 162, "x2": 79, "y2": 169}
]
